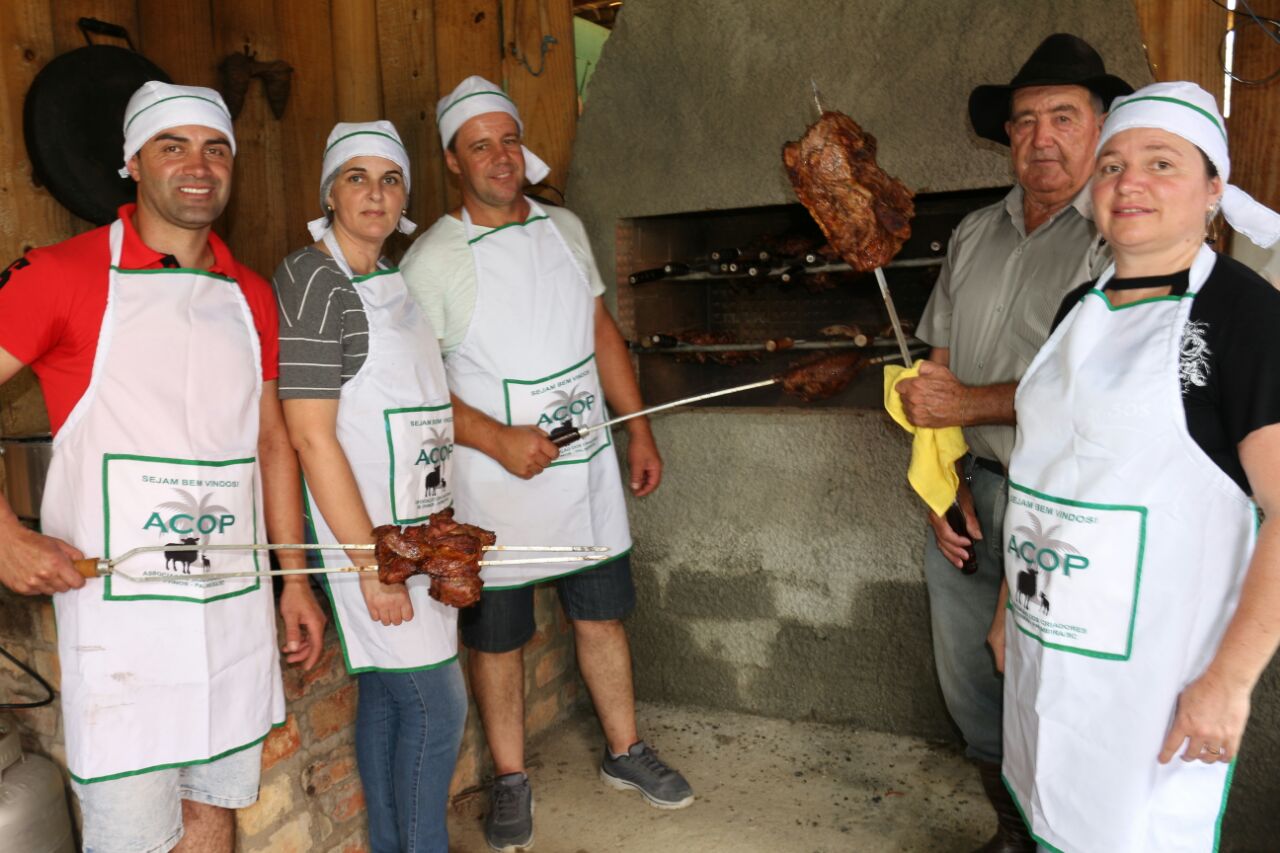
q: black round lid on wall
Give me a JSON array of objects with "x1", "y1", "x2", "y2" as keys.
[{"x1": 23, "y1": 43, "x2": 171, "y2": 226}]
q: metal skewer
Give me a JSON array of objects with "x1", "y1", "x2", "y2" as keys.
[
  {"x1": 873, "y1": 267, "x2": 914, "y2": 366},
  {"x1": 80, "y1": 554, "x2": 608, "y2": 582},
  {"x1": 74, "y1": 541, "x2": 609, "y2": 579},
  {"x1": 550, "y1": 348, "x2": 928, "y2": 448}
]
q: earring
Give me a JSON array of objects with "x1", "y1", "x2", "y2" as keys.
[{"x1": 326, "y1": 204, "x2": 334, "y2": 212}]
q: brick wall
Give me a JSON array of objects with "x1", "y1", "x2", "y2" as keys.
[{"x1": 0, "y1": 583, "x2": 586, "y2": 851}]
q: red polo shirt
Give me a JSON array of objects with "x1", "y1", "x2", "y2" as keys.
[{"x1": 0, "y1": 204, "x2": 279, "y2": 435}]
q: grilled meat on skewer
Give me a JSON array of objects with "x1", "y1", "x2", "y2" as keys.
[
  {"x1": 783, "y1": 112, "x2": 914, "y2": 273},
  {"x1": 371, "y1": 508, "x2": 494, "y2": 607},
  {"x1": 776, "y1": 352, "x2": 867, "y2": 402}
]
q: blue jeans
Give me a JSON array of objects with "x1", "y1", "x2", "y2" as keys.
[
  {"x1": 923, "y1": 460, "x2": 1007, "y2": 763},
  {"x1": 355, "y1": 661, "x2": 468, "y2": 853}
]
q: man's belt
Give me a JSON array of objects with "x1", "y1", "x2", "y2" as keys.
[{"x1": 970, "y1": 454, "x2": 1005, "y2": 477}]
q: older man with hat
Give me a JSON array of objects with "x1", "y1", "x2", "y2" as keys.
[
  {"x1": 895, "y1": 34, "x2": 1131, "y2": 851},
  {"x1": 0, "y1": 81, "x2": 325, "y2": 852},
  {"x1": 402, "y1": 76, "x2": 691, "y2": 851}
]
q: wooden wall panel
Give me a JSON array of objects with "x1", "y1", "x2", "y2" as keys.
[
  {"x1": 502, "y1": 0, "x2": 577, "y2": 195},
  {"x1": 50, "y1": 0, "x2": 138, "y2": 55},
  {"x1": 434, "y1": 0, "x2": 501, "y2": 210},
  {"x1": 377, "y1": 0, "x2": 449, "y2": 237},
  {"x1": 331, "y1": 0, "x2": 382, "y2": 120},
  {"x1": 1132, "y1": 0, "x2": 1226, "y2": 94},
  {"x1": 275, "y1": 0, "x2": 337, "y2": 250},
  {"x1": 136, "y1": 0, "x2": 216, "y2": 86},
  {"x1": 0, "y1": 0, "x2": 67, "y2": 436},
  {"x1": 1226, "y1": 1, "x2": 1280, "y2": 211},
  {"x1": 213, "y1": 0, "x2": 288, "y2": 279}
]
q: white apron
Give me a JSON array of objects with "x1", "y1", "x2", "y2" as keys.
[
  {"x1": 445, "y1": 200, "x2": 631, "y2": 589},
  {"x1": 1003, "y1": 246, "x2": 1253, "y2": 852},
  {"x1": 42, "y1": 219, "x2": 284, "y2": 784},
  {"x1": 306, "y1": 232, "x2": 458, "y2": 672}
]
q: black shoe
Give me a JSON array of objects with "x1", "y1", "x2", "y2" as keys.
[
  {"x1": 485, "y1": 772, "x2": 534, "y2": 851},
  {"x1": 973, "y1": 761, "x2": 1035, "y2": 853}
]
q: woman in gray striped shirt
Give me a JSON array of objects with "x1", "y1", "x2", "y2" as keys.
[{"x1": 273, "y1": 121, "x2": 466, "y2": 853}]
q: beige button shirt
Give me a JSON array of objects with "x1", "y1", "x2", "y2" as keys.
[{"x1": 917, "y1": 185, "x2": 1109, "y2": 466}]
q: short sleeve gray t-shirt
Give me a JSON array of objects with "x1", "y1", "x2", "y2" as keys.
[
  {"x1": 272, "y1": 246, "x2": 370, "y2": 399},
  {"x1": 917, "y1": 185, "x2": 1109, "y2": 465}
]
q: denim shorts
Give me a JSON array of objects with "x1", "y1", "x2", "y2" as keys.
[
  {"x1": 74, "y1": 741, "x2": 264, "y2": 853},
  {"x1": 460, "y1": 553, "x2": 635, "y2": 653}
]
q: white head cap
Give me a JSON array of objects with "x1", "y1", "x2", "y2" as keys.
[
  {"x1": 307, "y1": 120, "x2": 417, "y2": 241},
  {"x1": 1099, "y1": 81, "x2": 1280, "y2": 248},
  {"x1": 119, "y1": 81, "x2": 236, "y2": 178},
  {"x1": 435, "y1": 75, "x2": 551, "y2": 185}
]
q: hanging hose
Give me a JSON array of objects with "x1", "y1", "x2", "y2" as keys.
[{"x1": 0, "y1": 642, "x2": 55, "y2": 709}]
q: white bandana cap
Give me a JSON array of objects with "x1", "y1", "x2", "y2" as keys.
[
  {"x1": 1099, "y1": 81, "x2": 1280, "y2": 248},
  {"x1": 307, "y1": 120, "x2": 417, "y2": 240},
  {"x1": 436, "y1": 75, "x2": 552, "y2": 185},
  {"x1": 119, "y1": 81, "x2": 236, "y2": 178}
]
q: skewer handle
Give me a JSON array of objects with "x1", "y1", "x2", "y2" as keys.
[{"x1": 73, "y1": 558, "x2": 105, "y2": 578}]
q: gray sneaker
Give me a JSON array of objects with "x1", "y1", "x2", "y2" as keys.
[
  {"x1": 599, "y1": 741, "x2": 694, "y2": 809},
  {"x1": 485, "y1": 772, "x2": 534, "y2": 851}
]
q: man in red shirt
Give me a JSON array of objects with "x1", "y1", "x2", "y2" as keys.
[{"x1": 0, "y1": 81, "x2": 325, "y2": 853}]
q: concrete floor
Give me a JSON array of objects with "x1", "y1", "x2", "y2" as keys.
[{"x1": 449, "y1": 702, "x2": 991, "y2": 853}]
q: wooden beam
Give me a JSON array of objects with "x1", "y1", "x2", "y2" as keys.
[
  {"x1": 275, "y1": 0, "x2": 338, "y2": 250},
  {"x1": 377, "y1": 0, "x2": 449, "y2": 242},
  {"x1": 1226, "y1": 0, "x2": 1280, "y2": 210},
  {"x1": 1132, "y1": 0, "x2": 1227, "y2": 93},
  {"x1": 212, "y1": 0, "x2": 288, "y2": 280},
  {"x1": 331, "y1": 0, "x2": 382, "y2": 120},
  {"x1": 137, "y1": 0, "x2": 217, "y2": 87},
  {"x1": 503, "y1": 0, "x2": 577, "y2": 196},
  {"x1": 434, "y1": 0, "x2": 501, "y2": 209}
]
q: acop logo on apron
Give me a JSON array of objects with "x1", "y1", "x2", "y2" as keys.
[
  {"x1": 384, "y1": 404, "x2": 454, "y2": 523},
  {"x1": 502, "y1": 353, "x2": 610, "y2": 465}
]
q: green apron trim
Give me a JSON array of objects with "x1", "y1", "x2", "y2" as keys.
[
  {"x1": 111, "y1": 266, "x2": 237, "y2": 283},
  {"x1": 1084, "y1": 289, "x2": 1193, "y2": 311},
  {"x1": 303, "y1": 475, "x2": 459, "y2": 675},
  {"x1": 1002, "y1": 775, "x2": 1066, "y2": 853},
  {"x1": 352, "y1": 267, "x2": 399, "y2": 284},
  {"x1": 501, "y1": 352, "x2": 612, "y2": 467},
  {"x1": 466, "y1": 214, "x2": 550, "y2": 245},
  {"x1": 1213, "y1": 759, "x2": 1236, "y2": 852},
  {"x1": 483, "y1": 545, "x2": 631, "y2": 591},
  {"x1": 1006, "y1": 480, "x2": 1146, "y2": 661},
  {"x1": 383, "y1": 403, "x2": 453, "y2": 524},
  {"x1": 70, "y1": 720, "x2": 283, "y2": 785},
  {"x1": 101, "y1": 453, "x2": 261, "y2": 603}
]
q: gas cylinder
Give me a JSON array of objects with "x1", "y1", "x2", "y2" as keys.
[{"x1": 0, "y1": 715, "x2": 75, "y2": 853}]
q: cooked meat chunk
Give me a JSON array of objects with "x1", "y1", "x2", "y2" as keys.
[
  {"x1": 783, "y1": 112, "x2": 914, "y2": 272},
  {"x1": 372, "y1": 509, "x2": 493, "y2": 607},
  {"x1": 777, "y1": 352, "x2": 867, "y2": 402}
]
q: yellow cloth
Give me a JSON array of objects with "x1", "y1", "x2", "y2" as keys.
[{"x1": 883, "y1": 362, "x2": 969, "y2": 516}]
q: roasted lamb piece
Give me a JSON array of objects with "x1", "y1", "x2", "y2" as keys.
[
  {"x1": 371, "y1": 508, "x2": 493, "y2": 607},
  {"x1": 776, "y1": 352, "x2": 867, "y2": 402},
  {"x1": 674, "y1": 330, "x2": 759, "y2": 366},
  {"x1": 782, "y1": 112, "x2": 914, "y2": 272}
]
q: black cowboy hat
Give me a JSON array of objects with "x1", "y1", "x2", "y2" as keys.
[{"x1": 968, "y1": 33, "x2": 1133, "y2": 146}]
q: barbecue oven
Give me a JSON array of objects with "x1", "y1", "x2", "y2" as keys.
[{"x1": 612, "y1": 189, "x2": 1006, "y2": 408}]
